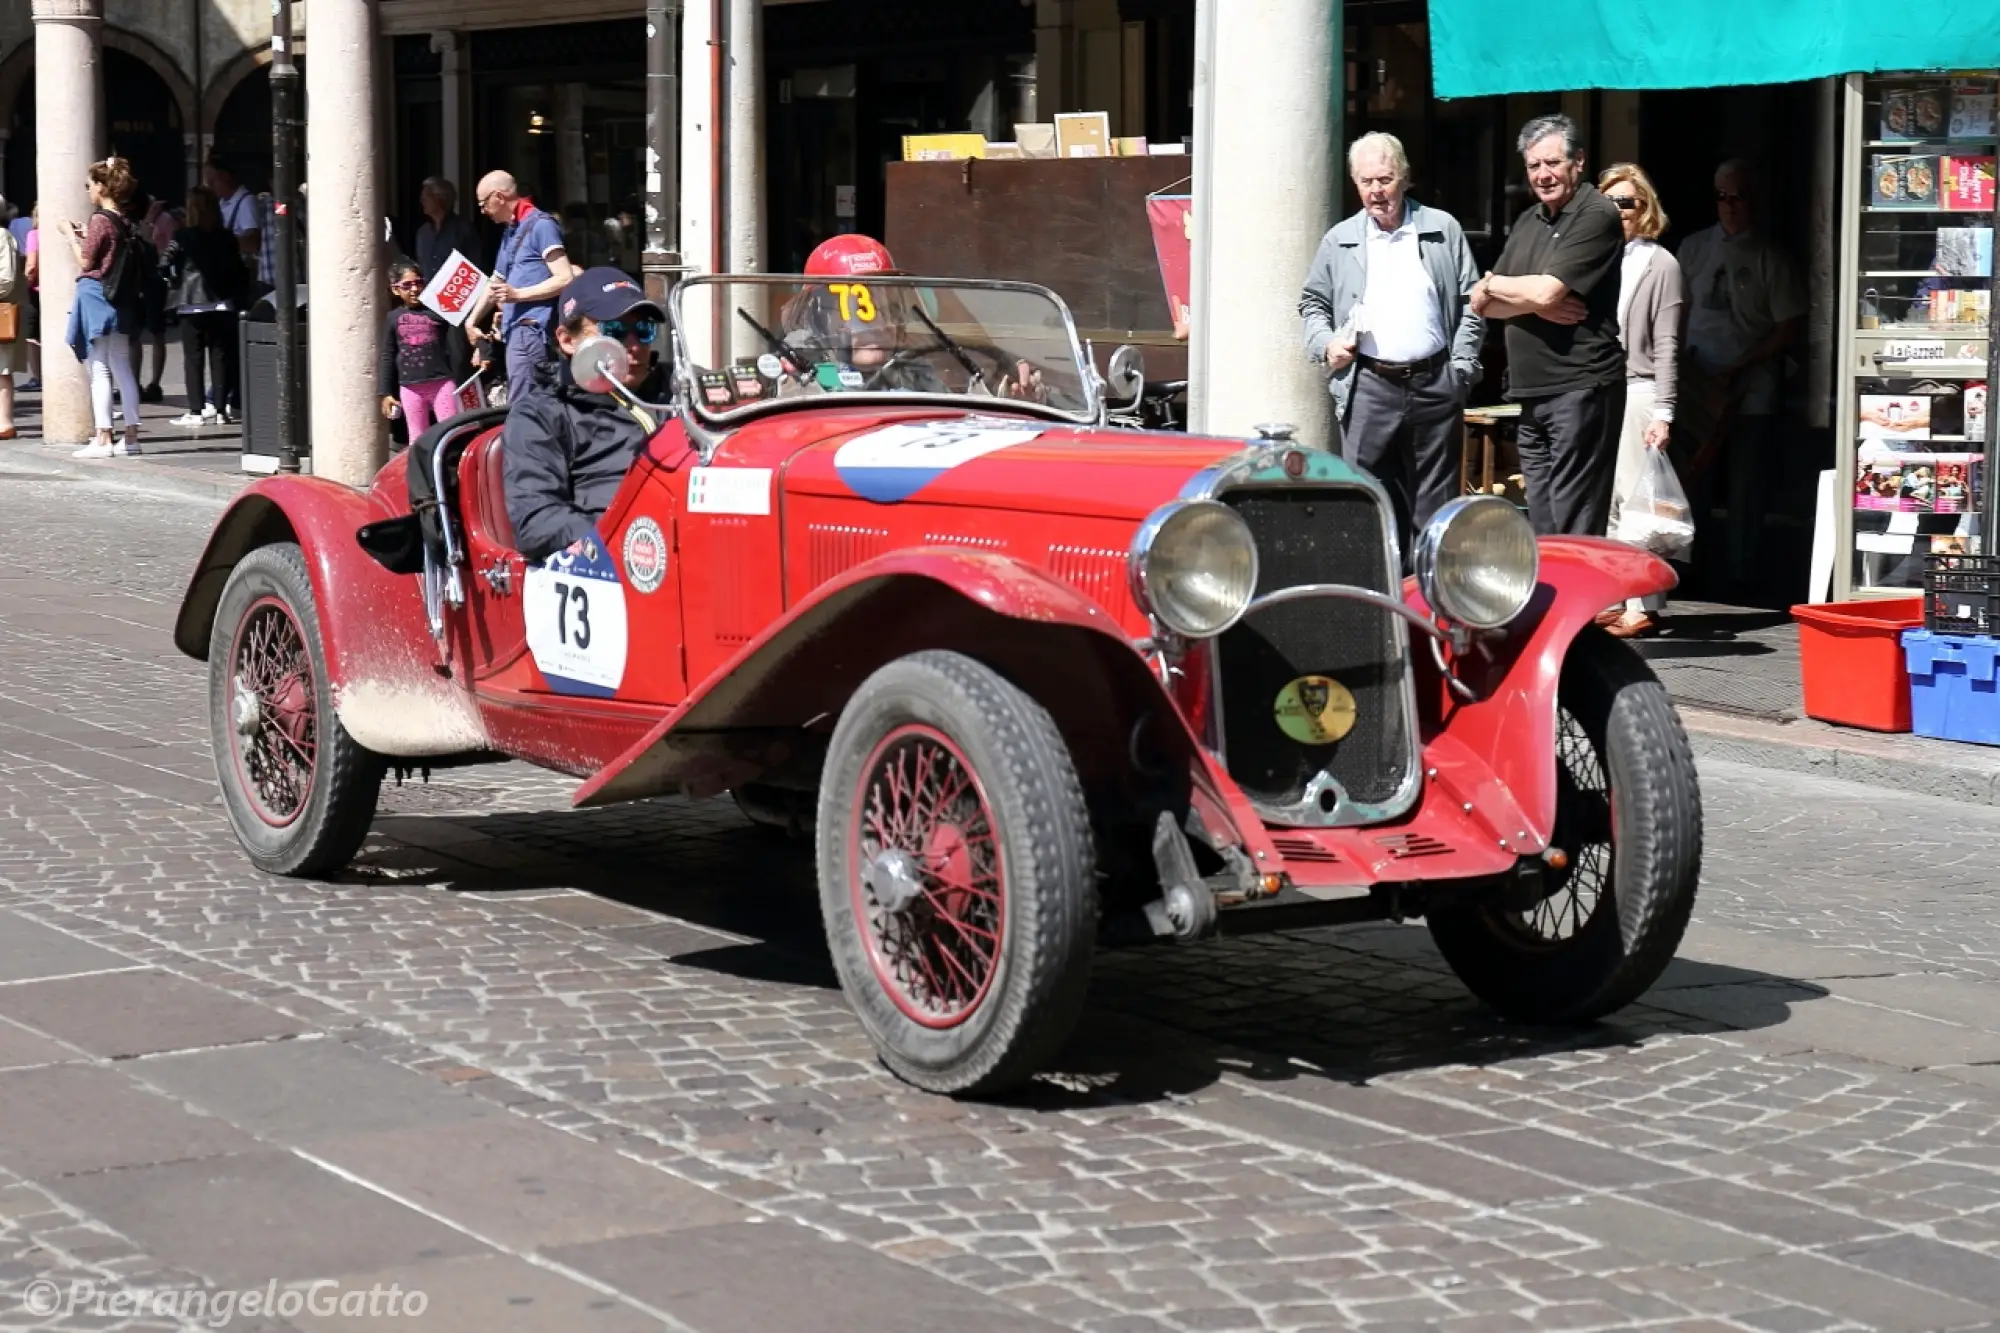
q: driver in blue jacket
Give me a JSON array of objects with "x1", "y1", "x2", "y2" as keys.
[{"x1": 502, "y1": 267, "x2": 667, "y2": 563}]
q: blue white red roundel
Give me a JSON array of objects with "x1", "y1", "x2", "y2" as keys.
[{"x1": 833, "y1": 419, "x2": 1044, "y2": 503}]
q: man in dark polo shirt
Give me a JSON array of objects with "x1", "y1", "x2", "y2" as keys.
[{"x1": 1471, "y1": 114, "x2": 1626, "y2": 536}]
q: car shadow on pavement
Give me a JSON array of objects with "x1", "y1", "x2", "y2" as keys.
[{"x1": 350, "y1": 797, "x2": 1830, "y2": 1111}]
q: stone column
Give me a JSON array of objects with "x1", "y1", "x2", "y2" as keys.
[
  {"x1": 431, "y1": 31, "x2": 467, "y2": 195},
  {"x1": 724, "y1": 0, "x2": 765, "y2": 361},
  {"x1": 182, "y1": 132, "x2": 203, "y2": 197},
  {"x1": 1034, "y1": 0, "x2": 1076, "y2": 116},
  {"x1": 32, "y1": 0, "x2": 105, "y2": 447},
  {"x1": 305, "y1": 0, "x2": 386, "y2": 485},
  {"x1": 678, "y1": 0, "x2": 718, "y2": 366},
  {"x1": 1186, "y1": 0, "x2": 1337, "y2": 446}
]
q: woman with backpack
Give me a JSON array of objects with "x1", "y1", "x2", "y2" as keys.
[
  {"x1": 159, "y1": 185, "x2": 247, "y2": 428},
  {"x1": 63, "y1": 156, "x2": 145, "y2": 458}
]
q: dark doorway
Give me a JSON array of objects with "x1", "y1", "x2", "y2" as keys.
[
  {"x1": 105, "y1": 51, "x2": 186, "y2": 205},
  {"x1": 6, "y1": 51, "x2": 186, "y2": 216},
  {"x1": 765, "y1": 0, "x2": 1034, "y2": 272},
  {"x1": 212, "y1": 63, "x2": 309, "y2": 194}
]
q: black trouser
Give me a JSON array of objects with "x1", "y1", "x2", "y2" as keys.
[
  {"x1": 181, "y1": 310, "x2": 238, "y2": 414},
  {"x1": 1515, "y1": 382, "x2": 1627, "y2": 537},
  {"x1": 1341, "y1": 359, "x2": 1466, "y2": 562}
]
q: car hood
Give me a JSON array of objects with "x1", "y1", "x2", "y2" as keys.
[{"x1": 772, "y1": 411, "x2": 1257, "y2": 523}]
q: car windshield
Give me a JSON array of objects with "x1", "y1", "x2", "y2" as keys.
[{"x1": 671, "y1": 275, "x2": 1099, "y2": 426}]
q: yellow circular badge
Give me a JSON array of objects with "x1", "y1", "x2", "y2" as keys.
[{"x1": 1273, "y1": 675, "x2": 1357, "y2": 744}]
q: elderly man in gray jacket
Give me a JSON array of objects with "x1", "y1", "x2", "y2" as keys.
[{"x1": 1299, "y1": 132, "x2": 1483, "y2": 558}]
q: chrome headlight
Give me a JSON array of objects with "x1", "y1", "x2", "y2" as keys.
[
  {"x1": 1128, "y1": 499, "x2": 1259, "y2": 638},
  {"x1": 1415, "y1": 496, "x2": 1539, "y2": 630}
]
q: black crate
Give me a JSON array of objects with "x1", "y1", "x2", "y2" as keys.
[{"x1": 1924, "y1": 553, "x2": 2000, "y2": 635}]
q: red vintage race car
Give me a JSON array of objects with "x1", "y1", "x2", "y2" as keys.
[{"x1": 175, "y1": 274, "x2": 1700, "y2": 1095}]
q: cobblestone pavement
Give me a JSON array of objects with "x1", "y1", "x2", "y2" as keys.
[{"x1": 7, "y1": 475, "x2": 2000, "y2": 1332}]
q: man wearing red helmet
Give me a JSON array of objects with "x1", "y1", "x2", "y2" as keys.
[{"x1": 775, "y1": 235, "x2": 1045, "y2": 401}]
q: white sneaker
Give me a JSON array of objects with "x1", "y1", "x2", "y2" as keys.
[
  {"x1": 72, "y1": 440, "x2": 116, "y2": 459},
  {"x1": 113, "y1": 438, "x2": 142, "y2": 456},
  {"x1": 172, "y1": 410, "x2": 215, "y2": 427}
]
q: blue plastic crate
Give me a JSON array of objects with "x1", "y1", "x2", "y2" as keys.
[{"x1": 1903, "y1": 630, "x2": 2000, "y2": 747}]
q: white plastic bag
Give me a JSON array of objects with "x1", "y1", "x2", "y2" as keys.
[{"x1": 1612, "y1": 448, "x2": 1695, "y2": 561}]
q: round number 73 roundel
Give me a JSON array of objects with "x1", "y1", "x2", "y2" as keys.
[{"x1": 524, "y1": 538, "x2": 629, "y2": 697}]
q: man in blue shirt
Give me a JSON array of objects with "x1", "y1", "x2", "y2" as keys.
[
  {"x1": 469, "y1": 171, "x2": 575, "y2": 405},
  {"x1": 4, "y1": 199, "x2": 30, "y2": 254}
]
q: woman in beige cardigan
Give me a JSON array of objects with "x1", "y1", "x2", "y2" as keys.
[{"x1": 1598, "y1": 163, "x2": 1683, "y2": 638}]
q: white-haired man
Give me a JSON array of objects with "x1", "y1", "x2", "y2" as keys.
[
  {"x1": 1299, "y1": 131, "x2": 1483, "y2": 560},
  {"x1": 1471, "y1": 113, "x2": 1626, "y2": 538}
]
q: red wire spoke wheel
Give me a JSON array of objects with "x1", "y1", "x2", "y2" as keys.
[
  {"x1": 227, "y1": 596, "x2": 318, "y2": 827},
  {"x1": 851, "y1": 724, "x2": 1006, "y2": 1028},
  {"x1": 207, "y1": 544, "x2": 383, "y2": 878},
  {"x1": 1427, "y1": 627, "x2": 1702, "y2": 1022},
  {"x1": 818, "y1": 651, "x2": 1096, "y2": 1096}
]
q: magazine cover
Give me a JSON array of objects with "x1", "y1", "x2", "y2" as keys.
[
  {"x1": 1880, "y1": 88, "x2": 1920, "y2": 142},
  {"x1": 1859, "y1": 394, "x2": 1933, "y2": 440},
  {"x1": 1950, "y1": 82, "x2": 1999, "y2": 141}
]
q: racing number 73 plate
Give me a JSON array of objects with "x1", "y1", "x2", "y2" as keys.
[{"x1": 524, "y1": 538, "x2": 629, "y2": 697}]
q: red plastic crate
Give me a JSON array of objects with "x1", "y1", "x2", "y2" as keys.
[{"x1": 1790, "y1": 597, "x2": 1923, "y2": 732}]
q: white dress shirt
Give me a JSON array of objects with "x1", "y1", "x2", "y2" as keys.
[{"x1": 1352, "y1": 207, "x2": 1447, "y2": 364}]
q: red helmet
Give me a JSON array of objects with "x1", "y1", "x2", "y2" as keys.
[{"x1": 805, "y1": 234, "x2": 897, "y2": 277}]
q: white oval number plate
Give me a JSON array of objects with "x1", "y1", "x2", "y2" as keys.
[{"x1": 525, "y1": 538, "x2": 629, "y2": 697}]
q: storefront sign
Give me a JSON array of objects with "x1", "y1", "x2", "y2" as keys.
[
  {"x1": 1146, "y1": 195, "x2": 1193, "y2": 340},
  {"x1": 421, "y1": 250, "x2": 488, "y2": 327}
]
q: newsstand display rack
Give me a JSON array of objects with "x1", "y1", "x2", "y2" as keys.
[{"x1": 1833, "y1": 70, "x2": 1999, "y2": 602}]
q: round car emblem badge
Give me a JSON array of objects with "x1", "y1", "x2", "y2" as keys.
[
  {"x1": 621, "y1": 517, "x2": 668, "y2": 594},
  {"x1": 1273, "y1": 674, "x2": 1357, "y2": 745}
]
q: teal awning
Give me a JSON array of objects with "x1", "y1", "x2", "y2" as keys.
[{"x1": 1430, "y1": 0, "x2": 2000, "y2": 98}]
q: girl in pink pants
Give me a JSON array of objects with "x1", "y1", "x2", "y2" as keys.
[{"x1": 378, "y1": 259, "x2": 469, "y2": 446}]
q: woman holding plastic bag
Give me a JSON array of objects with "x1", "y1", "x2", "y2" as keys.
[{"x1": 1599, "y1": 164, "x2": 1691, "y2": 638}]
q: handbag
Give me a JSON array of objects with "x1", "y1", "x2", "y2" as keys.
[{"x1": 0, "y1": 303, "x2": 18, "y2": 344}]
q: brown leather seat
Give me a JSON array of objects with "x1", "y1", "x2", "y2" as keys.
[{"x1": 462, "y1": 429, "x2": 517, "y2": 551}]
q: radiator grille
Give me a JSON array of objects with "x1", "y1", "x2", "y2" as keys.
[{"x1": 1216, "y1": 487, "x2": 1413, "y2": 815}]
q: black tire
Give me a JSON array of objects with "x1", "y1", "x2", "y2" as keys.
[
  {"x1": 1427, "y1": 626, "x2": 1702, "y2": 1021},
  {"x1": 817, "y1": 650, "x2": 1096, "y2": 1095},
  {"x1": 732, "y1": 783, "x2": 815, "y2": 838},
  {"x1": 207, "y1": 543, "x2": 384, "y2": 878}
]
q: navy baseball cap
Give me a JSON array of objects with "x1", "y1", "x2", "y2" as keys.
[{"x1": 558, "y1": 267, "x2": 665, "y2": 325}]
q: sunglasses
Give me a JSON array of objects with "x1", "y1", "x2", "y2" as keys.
[
  {"x1": 1609, "y1": 196, "x2": 1639, "y2": 211},
  {"x1": 598, "y1": 318, "x2": 659, "y2": 343},
  {"x1": 1716, "y1": 191, "x2": 1746, "y2": 203},
  {"x1": 393, "y1": 279, "x2": 423, "y2": 291}
]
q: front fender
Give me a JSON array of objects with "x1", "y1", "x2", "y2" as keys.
[
  {"x1": 575, "y1": 549, "x2": 1147, "y2": 806},
  {"x1": 173, "y1": 477, "x2": 486, "y2": 758},
  {"x1": 1419, "y1": 536, "x2": 1677, "y2": 844}
]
